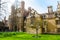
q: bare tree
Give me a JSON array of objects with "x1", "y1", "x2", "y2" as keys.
[{"x1": 0, "y1": 0, "x2": 8, "y2": 21}]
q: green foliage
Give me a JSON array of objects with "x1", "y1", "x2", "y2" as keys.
[{"x1": 30, "y1": 19, "x2": 43, "y2": 28}]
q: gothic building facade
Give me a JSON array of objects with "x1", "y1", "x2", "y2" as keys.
[
  {"x1": 8, "y1": 1, "x2": 60, "y2": 34},
  {"x1": 8, "y1": 1, "x2": 29, "y2": 32},
  {"x1": 41, "y1": 2, "x2": 60, "y2": 33}
]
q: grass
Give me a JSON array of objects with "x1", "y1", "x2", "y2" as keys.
[{"x1": 0, "y1": 32, "x2": 60, "y2": 40}]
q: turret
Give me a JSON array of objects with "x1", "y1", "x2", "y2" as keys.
[{"x1": 11, "y1": 5, "x2": 15, "y2": 14}]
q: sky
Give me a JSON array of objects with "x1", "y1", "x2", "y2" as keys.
[
  {"x1": 0, "y1": 0, "x2": 60, "y2": 20},
  {"x1": 8, "y1": 0, "x2": 60, "y2": 13}
]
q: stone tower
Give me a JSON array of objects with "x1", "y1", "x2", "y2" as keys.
[
  {"x1": 20, "y1": 1, "x2": 25, "y2": 32},
  {"x1": 21, "y1": 1, "x2": 25, "y2": 10},
  {"x1": 11, "y1": 5, "x2": 15, "y2": 14},
  {"x1": 48, "y1": 6, "x2": 53, "y2": 13},
  {"x1": 9, "y1": 5, "x2": 17, "y2": 31}
]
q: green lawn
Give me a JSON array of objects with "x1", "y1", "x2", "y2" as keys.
[{"x1": 0, "y1": 32, "x2": 60, "y2": 40}]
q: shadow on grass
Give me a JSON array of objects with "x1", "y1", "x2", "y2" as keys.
[
  {"x1": 0, "y1": 32, "x2": 18, "y2": 38},
  {"x1": 41, "y1": 33, "x2": 60, "y2": 35},
  {"x1": 0, "y1": 32, "x2": 28, "y2": 38}
]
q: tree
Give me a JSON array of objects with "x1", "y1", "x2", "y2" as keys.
[
  {"x1": 0, "y1": 0, "x2": 8, "y2": 21},
  {"x1": 31, "y1": 10, "x2": 43, "y2": 37}
]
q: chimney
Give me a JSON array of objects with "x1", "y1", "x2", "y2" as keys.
[
  {"x1": 57, "y1": 1, "x2": 60, "y2": 12},
  {"x1": 48, "y1": 6, "x2": 53, "y2": 13},
  {"x1": 28, "y1": 7, "x2": 31, "y2": 13}
]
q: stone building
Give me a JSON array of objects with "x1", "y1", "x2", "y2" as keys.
[
  {"x1": 8, "y1": 1, "x2": 60, "y2": 34},
  {"x1": 8, "y1": 1, "x2": 29, "y2": 32},
  {"x1": 41, "y1": 2, "x2": 60, "y2": 33},
  {"x1": 25, "y1": 8, "x2": 42, "y2": 34},
  {"x1": 26, "y1": 2, "x2": 60, "y2": 34}
]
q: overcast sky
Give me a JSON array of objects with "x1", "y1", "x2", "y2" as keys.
[{"x1": 0, "y1": 0, "x2": 60, "y2": 20}]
